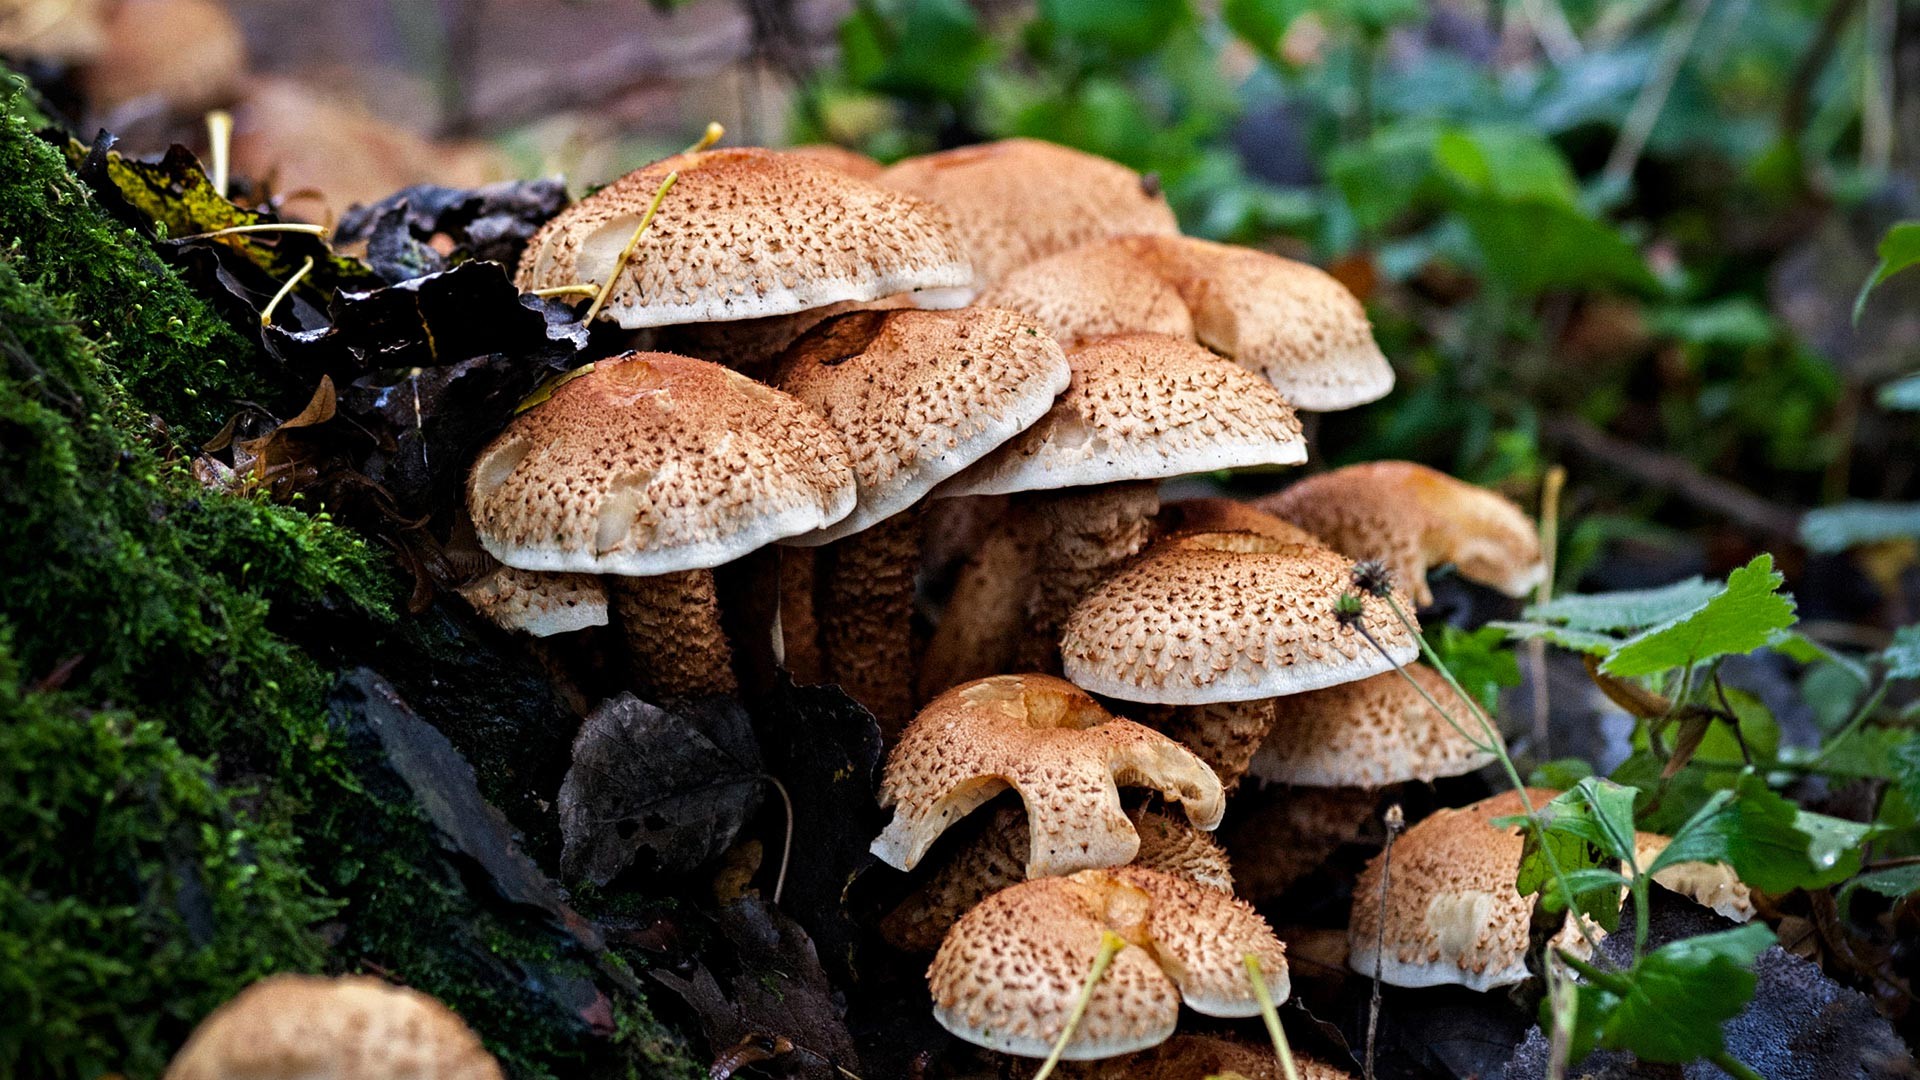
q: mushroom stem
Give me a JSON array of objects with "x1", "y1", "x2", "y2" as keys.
[
  {"x1": 1142, "y1": 699, "x2": 1277, "y2": 792},
  {"x1": 777, "y1": 547, "x2": 823, "y2": 683},
  {"x1": 920, "y1": 504, "x2": 1039, "y2": 700},
  {"x1": 1032, "y1": 930, "x2": 1129, "y2": 1080},
  {"x1": 606, "y1": 570, "x2": 737, "y2": 699},
  {"x1": 818, "y1": 510, "x2": 922, "y2": 734},
  {"x1": 1014, "y1": 481, "x2": 1159, "y2": 672}
]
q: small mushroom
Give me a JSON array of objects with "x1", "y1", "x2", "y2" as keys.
[
  {"x1": 771, "y1": 308, "x2": 1070, "y2": 730},
  {"x1": 1154, "y1": 497, "x2": 1323, "y2": 548},
  {"x1": 871, "y1": 674, "x2": 1225, "y2": 877},
  {"x1": 1246, "y1": 664, "x2": 1498, "y2": 788},
  {"x1": 1114, "y1": 234, "x2": 1394, "y2": 411},
  {"x1": 1348, "y1": 789, "x2": 1601, "y2": 992},
  {"x1": 927, "y1": 866, "x2": 1289, "y2": 1059},
  {"x1": 467, "y1": 352, "x2": 856, "y2": 699},
  {"x1": 164, "y1": 974, "x2": 502, "y2": 1080},
  {"x1": 1256, "y1": 461, "x2": 1545, "y2": 607},
  {"x1": 977, "y1": 240, "x2": 1195, "y2": 345},
  {"x1": 1636, "y1": 831, "x2": 1756, "y2": 922},
  {"x1": 877, "y1": 138, "x2": 1180, "y2": 294},
  {"x1": 456, "y1": 563, "x2": 609, "y2": 639},
  {"x1": 880, "y1": 802, "x2": 1233, "y2": 953},
  {"x1": 517, "y1": 147, "x2": 972, "y2": 328},
  {"x1": 1057, "y1": 1033, "x2": 1354, "y2": 1080}
]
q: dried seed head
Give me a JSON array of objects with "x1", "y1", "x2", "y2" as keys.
[{"x1": 1352, "y1": 558, "x2": 1395, "y2": 598}]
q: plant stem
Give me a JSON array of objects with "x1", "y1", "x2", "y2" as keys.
[
  {"x1": 1808, "y1": 678, "x2": 1890, "y2": 766},
  {"x1": 1602, "y1": 0, "x2": 1715, "y2": 189},
  {"x1": 1708, "y1": 1051, "x2": 1768, "y2": 1080},
  {"x1": 1531, "y1": 465, "x2": 1567, "y2": 759},
  {"x1": 176, "y1": 223, "x2": 330, "y2": 241},
  {"x1": 1032, "y1": 931, "x2": 1126, "y2": 1080},
  {"x1": 206, "y1": 110, "x2": 232, "y2": 199},
  {"x1": 583, "y1": 170, "x2": 679, "y2": 325},
  {"x1": 260, "y1": 255, "x2": 314, "y2": 328},
  {"x1": 1244, "y1": 954, "x2": 1300, "y2": 1080},
  {"x1": 1365, "y1": 804, "x2": 1403, "y2": 1080}
]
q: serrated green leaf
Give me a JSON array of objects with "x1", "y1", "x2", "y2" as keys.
[
  {"x1": 1602, "y1": 556, "x2": 1796, "y2": 677},
  {"x1": 1883, "y1": 625, "x2": 1920, "y2": 681},
  {"x1": 1489, "y1": 620, "x2": 1620, "y2": 655},
  {"x1": 1794, "y1": 808, "x2": 1873, "y2": 881},
  {"x1": 1598, "y1": 925, "x2": 1774, "y2": 1063},
  {"x1": 1524, "y1": 577, "x2": 1722, "y2": 632},
  {"x1": 1503, "y1": 781, "x2": 1637, "y2": 932},
  {"x1": 1652, "y1": 775, "x2": 1858, "y2": 892},
  {"x1": 1877, "y1": 373, "x2": 1920, "y2": 412},
  {"x1": 1800, "y1": 503, "x2": 1920, "y2": 553},
  {"x1": 1544, "y1": 974, "x2": 1616, "y2": 1069},
  {"x1": 1854, "y1": 221, "x2": 1920, "y2": 323}
]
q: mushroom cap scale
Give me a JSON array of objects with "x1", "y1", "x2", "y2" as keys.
[
  {"x1": 1114, "y1": 235, "x2": 1393, "y2": 412},
  {"x1": 976, "y1": 241, "x2": 1195, "y2": 346},
  {"x1": 772, "y1": 308, "x2": 1071, "y2": 544},
  {"x1": 467, "y1": 352, "x2": 856, "y2": 576},
  {"x1": 1061, "y1": 544, "x2": 1420, "y2": 705},
  {"x1": 1256, "y1": 461, "x2": 1545, "y2": 606},
  {"x1": 938, "y1": 333, "x2": 1307, "y2": 499},
  {"x1": 1247, "y1": 664, "x2": 1499, "y2": 788},
  {"x1": 456, "y1": 564, "x2": 609, "y2": 638},
  {"x1": 872, "y1": 674, "x2": 1226, "y2": 878},
  {"x1": 878, "y1": 138, "x2": 1180, "y2": 289},
  {"x1": 516, "y1": 148, "x2": 972, "y2": 328},
  {"x1": 164, "y1": 973, "x2": 502, "y2": 1080},
  {"x1": 1347, "y1": 789, "x2": 1598, "y2": 992}
]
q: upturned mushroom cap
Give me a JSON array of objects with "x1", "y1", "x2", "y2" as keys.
[
  {"x1": 938, "y1": 333, "x2": 1307, "y2": 499},
  {"x1": 878, "y1": 138, "x2": 1179, "y2": 289},
  {"x1": 976, "y1": 241, "x2": 1195, "y2": 345},
  {"x1": 456, "y1": 564, "x2": 609, "y2": 638},
  {"x1": 467, "y1": 352, "x2": 856, "y2": 575},
  {"x1": 781, "y1": 143, "x2": 886, "y2": 179},
  {"x1": 164, "y1": 973, "x2": 502, "y2": 1080},
  {"x1": 927, "y1": 866, "x2": 1288, "y2": 1058},
  {"x1": 772, "y1": 308, "x2": 1070, "y2": 544},
  {"x1": 1348, "y1": 789, "x2": 1599, "y2": 991},
  {"x1": 1060, "y1": 543, "x2": 1420, "y2": 705},
  {"x1": 1059, "y1": 1034, "x2": 1353, "y2": 1080},
  {"x1": 1246, "y1": 665, "x2": 1499, "y2": 788},
  {"x1": 872, "y1": 674, "x2": 1225, "y2": 876},
  {"x1": 880, "y1": 803, "x2": 1232, "y2": 954},
  {"x1": 516, "y1": 148, "x2": 972, "y2": 327},
  {"x1": 1115, "y1": 235, "x2": 1392, "y2": 411},
  {"x1": 1256, "y1": 461, "x2": 1545, "y2": 606},
  {"x1": 1636, "y1": 832, "x2": 1756, "y2": 922},
  {"x1": 1154, "y1": 498, "x2": 1324, "y2": 548}
]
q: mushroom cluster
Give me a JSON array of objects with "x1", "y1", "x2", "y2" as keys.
[{"x1": 444, "y1": 134, "x2": 1606, "y2": 1073}]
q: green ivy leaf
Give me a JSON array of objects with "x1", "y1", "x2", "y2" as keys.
[
  {"x1": 1652, "y1": 776, "x2": 1860, "y2": 892},
  {"x1": 1434, "y1": 124, "x2": 1580, "y2": 207},
  {"x1": 1601, "y1": 556, "x2": 1797, "y2": 677},
  {"x1": 1597, "y1": 925, "x2": 1775, "y2": 1063},
  {"x1": 1532, "y1": 758, "x2": 1596, "y2": 790},
  {"x1": 1502, "y1": 781, "x2": 1638, "y2": 932},
  {"x1": 1454, "y1": 196, "x2": 1657, "y2": 296},
  {"x1": 1523, "y1": 577, "x2": 1723, "y2": 632},
  {"x1": 1853, "y1": 221, "x2": 1920, "y2": 323}
]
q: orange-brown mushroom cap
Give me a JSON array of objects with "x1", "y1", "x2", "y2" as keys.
[
  {"x1": 975, "y1": 240, "x2": 1195, "y2": 345},
  {"x1": 780, "y1": 143, "x2": 886, "y2": 179},
  {"x1": 1636, "y1": 832, "x2": 1756, "y2": 922},
  {"x1": 1348, "y1": 789, "x2": 1599, "y2": 991},
  {"x1": 1247, "y1": 664, "x2": 1499, "y2": 788},
  {"x1": 1257, "y1": 461, "x2": 1545, "y2": 606},
  {"x1": 466, "y1": 353, "x2": 857, "y2": 576},
  {"x1": 927, "y1": 866, "x2": 1288, "y2": 1058},
  {"x1": 872, "y1": 674, "x2": 1226, "y2": 877},
  {"x1": 164, "y1": 973, "x2": 503, "y2": 1080},
  {"x1": 1115, "y1": 235, "x2": 1392, "y2": 411},
  {"x1": 456, "y1": 564, "x2": 608, "y2": 638},
  {"x1": 878, "y1": 138, "x2": 1179, "y2": 290},
  {"x1": 1154, "y1": 498, "x2": 1324, "y2": 548},
  {"x1": 516, "y1": 148, "x2": 971, "y2": 327},
  {"x1": 938, "y1": 333, "x2": 1307, "y2": 498},
  {"x1": 771, "y1": 308, "x2": 1070, "y2": 543},
  {"x1": 1061, "y1": 543, "x2": 1420, "y2": 705}
]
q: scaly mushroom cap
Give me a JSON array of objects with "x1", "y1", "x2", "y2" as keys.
[
  {"x1": 164, "y1": 974, "x2": 502, "y2": 1080},
  {"x1": 1348, "y1": 789, "x2": 1599, "y2": 991},
  {"x1": 1061, "y1": 543, "x2": 1420, "y2": 705},
  {"x1": 872, "y1": 674, "x2": 1225, "y2": 876},
  {"x1": 1247, "y1": 665, "x2": 1499, "y2": 788},
  {"x1": 1115, "y1": 235, "x2": 1392, "y2": 411},
  {"x1": 976, "y1": 241, "x2": 1195, "y2": 345},
  {"x1": 456, "y1": 564, "x2": 609, "y2": 638},
  {"x1": 1154, "y1": 498, "x2": 1323, "y2": 548},
  {"x1": 1636, "y1": 832, "x2": 1756, "y2": 923},
  {"x1": 1059, "y1": 1034, "x2": 1353, "y2": 1080},
  {"x1": 938, "y1": 333, "x2": 1307, "y2": 498},
  {"x1": 516, "y1": 148, "x2": 972, "y2": 328},
  {"x1": 467, "y1": 352, "x2": 856, "y2": 575},
  {"x1": 878, "y1": 138, "x2": 1179, "y2": 289},
  {"x1": 81, "y1": 0, "x2": 245, "y2": 114},
  {"x1": 782, "y1": 143, "x2": 886, "y2": 179},
  {"x1": 928, "y1": 866, "x2": 1288, "y2": 1058},
  {"x1": 1256, "y1": 461, "x2": 1545, "y2": 606},
  {"x1": 880, "y1": 803, "x2": 1233, "y2": 954},
  {"x1": 772, "y1": 308, "x2": 1071, "y2": 544}
]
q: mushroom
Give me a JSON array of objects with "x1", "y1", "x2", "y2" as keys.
[
  {"x1": 1255, "y1": 461, "x2": 1545, "y2": 607},
  {"x1": 1347, "y1": 788, "x2": 1601, "y2": 991},
  {"x1": 80, "y1": 0, "x2": 244, "y2": 119},
  {"x1": 927, "y1": 865, "x2": 1289, "y2": 1059},
  {"x1": 1057, "y1": 1034, "x2": 1354, "y2": 1080},
  {"x1": 0, "y1": 0, "x2": 106, "y2": 65},
  {"x1": 871, "y1": 674, "x2": 1225, "y2": 877},
  {"x1": 456, "y1": 563, "x2": 609, "y2": 639},
  {"x1": 781, "y1": 143, "x2": 887, "y2": 179},
  {"x1": 880, "y1": 802, "x2": 1233, "y2": 953},
  {"x1": 976, "y1": 241, "x2": 1195, "y2": 345},
  {"x1": 770, "y1": 308, "x2": 1070, "y2": 730},
  {"x1": 917, "y1": 500, "x2": 1041, "y2": 698},
  {"x1": 164, "y1": 974, "x2": 502, "y2": 1080},
  {"x1": 1636, "y1": 831, "x2": 1756, "y2": 922},
  {"x1": 1113, "y1": 234, "x2": 1394, "y2": 411},
  {"x1": 1153, "y1": 497, "x2": 1322, "y2": 547},
  {"x1": 467, "y1": 352, "x2": 856, "y2": 699},
  {"x1": 935, "y1": 333, "x2": 1308, "y2": 673},
  {"x1": 877, "y1": 138, "x2": 1180, "y2": 296},
  {"x1": 653, "y1": 295, "x2": 917, "y2": 377},
  {"x1": 1245, "y1": 664, "x2": 1498, "y2": 789},
  {"x1": 516, "y1": 147, "x2": 972, "y2": 328}
]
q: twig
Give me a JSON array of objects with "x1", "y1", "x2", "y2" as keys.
[
  {"x1": 175, "y1": 223, "x2": 330, "y2": 241},
  {"x1": 761, "y1": 774, "x2": 795, "y2": 906},
  {"x1": 1365, "y1": 803, "x2": 1405, "y2": 1080},
  {"x1": 1032, "y1": 932, "x2": 1126, "y2": 1080},
  {"x1": 583, "y1": 171, "x2": 679, "y2": 325},
  {"x1": 1782, "y1": 0, "x2": 1867, "y2": 174},
  {"x1": 260, "y1": 256, "x2": 315, "y2": 327},
  {"x1": 1602, "y1": 0, "x2": 1716, "y2": 187},
  {"x1": 1542, "y1": 414, "x2": 1803, "y2": 537}
]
